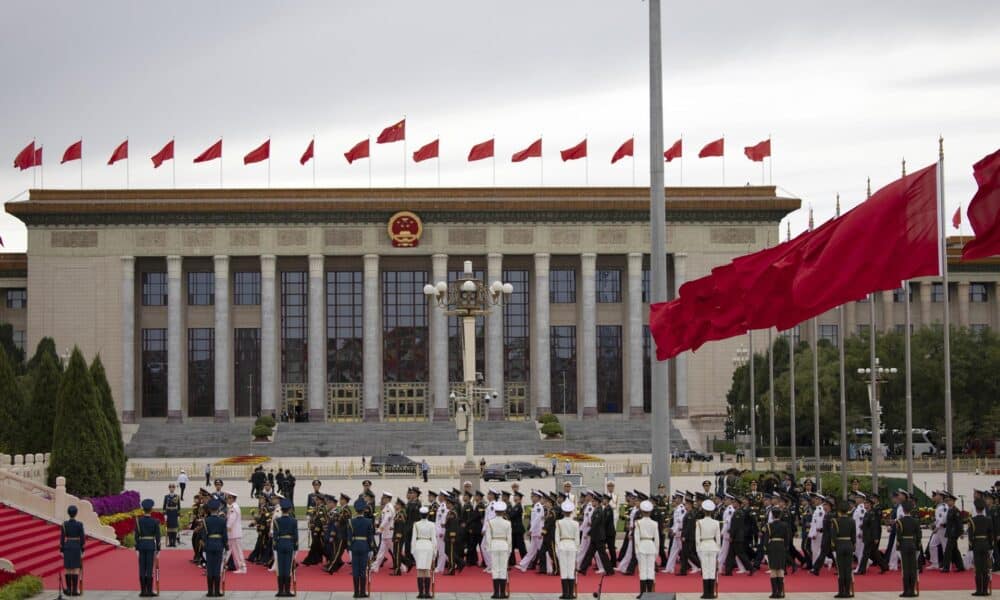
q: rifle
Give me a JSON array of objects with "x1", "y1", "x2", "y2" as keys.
[
  {"x1": 592, "y1": 572, "x2": 606, "y2": 599},
  {"x1": 78, "y1": 564, "x2": 84, "y2": 594},
  {"x1": 220, "y1": 550, "x2": 230, "y2": 594},
  {"x1": 154, "y1": 553, "x2": 160, "y2": 596},
  {"x1": 291, "y1": 560, "x2": 298, "y2": 596},
  {"x1": 57, "y1": 568, "x2": 64, "y2": 600}
]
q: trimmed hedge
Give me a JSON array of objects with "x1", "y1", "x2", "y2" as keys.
[
  {"x1": 255, "y1": 415, "x2": 276, "y2": 428},
  {"x1": 540, "y1": 422, "x2": 564, "y2": 437},
  {"x1": 0, "y1": 575, "x2": 43, "y2": 600},
  {"x1": 538, "y1": 413, "x2": 560, "y2": 425},
  {"x1": 252, "y1": 424, "x2": 273, "y2": 438}
]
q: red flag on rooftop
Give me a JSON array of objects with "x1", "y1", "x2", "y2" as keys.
[
  {"x1": 744, "y1": 139, "x2": 770, "y2": 162},
  {"x1": 560, "y1": 139, "x2": 587, "y2": 162},
  {"x1": 962, "y1": 149, "x2": 1000, "y2": 260},
  {"x1": 243, "y1": 139, "x2": 270, "y2": 165},
  {"x1": 376, "y1": 119, "x2": 405, "y2": 144},
  {"x1": 952, "y1": 206, "x2": 961, "y2": 230},
  {"x1": 108, "y1": 140, "x2": 128, "y2": 165},
  {"x1": 698, "y1": 138, "x2": 724, "y2": 158},
  {"x1": 664, "y1": 138, "x2": 682, "y2": 162},
  {"x1": 300, "y1": 139, "x2": 314, "y2": 165},
  {"x1": 344, "y1": 138, "x2": 370, "y2": 164},
  {"x1": 33, "y1": 147, "x2": 42, "y2": 167},
  {"x1": 151, "y1": 140, "x2": 175, "y2": 168},
  {"x1": 468, "y1": 139, "x2": 494, "y2": 162},
  {"x1": 13, "y1": 142, "x2": 35, "y2": 170},
  {"x1": 194, "y1": 139, "x2": 222, "y2": 163},
  {"x1": 61, "y1": 140, "x2": 82, "y2": 164},
  {"x1": 512, "y1": 138, "x2": 542, "y2": 163},
  {"x1": 611, "y1": 138, "x2": 634, "y2": 164},
  {"x1": 413, "y1": 139, "x2": 439, "y2": 163}
]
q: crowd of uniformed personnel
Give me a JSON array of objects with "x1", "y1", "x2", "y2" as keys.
[{"x1": 55, "y1": 475, "x2": 998, "y2": 598}]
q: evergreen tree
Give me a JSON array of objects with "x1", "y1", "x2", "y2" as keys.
[
  {"x1": 21, "y1": 351, "x2": 61, "y2": 454},
  {"x1": 26, "y1": 337, "x2": 61, "y2": 373},
  {"x1": 0, "y1": 347, "x2": 25, "y2": 453},
  {"x1": 0, "y1": 323, "x2": 25, "y2": 372},
  {"x1": 48, "y1": 347, "x2": 116, "y2": 496},
  {"x1": 90, "y1": 355, "x2": 125, "y2": 491}
]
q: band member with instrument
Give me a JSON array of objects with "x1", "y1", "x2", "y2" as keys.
[{"x1": 274, "y1": 498, "x2": 298, "y2": 597}]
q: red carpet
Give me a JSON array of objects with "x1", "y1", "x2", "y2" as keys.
[
  {"x1": 42, "y1": 548, "x2": 979, "y2": 593},
  {"x1": 0, "y1": 503, "x2": 116, "y2": 578}
]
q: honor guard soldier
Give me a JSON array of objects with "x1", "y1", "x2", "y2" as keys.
[
  {"x1": 135, "y1": 499, "x2": 160, "y2": 597},
  {"x1": 635, "y1": 499, "x2": 661, "y2": 597},
  {"x1": 696, "y1": 499, "x2": 721, "y2": 600},
  {"x1": 727, "y1": 495, "x2": 755, "y2": 576},
  {"x1": 444, "y1": 494, "x2": 464, "y2": 574},
  {"x1": 392, "y1": 498, "x2": 408, "y2": 574},
  {"x1": 541, "y1": 493, "x2": 559, "y2": 575},
  {"x1": 896, "y1": 499, "x2": 922, "y2": 597},
  {"x1": 556, "y1": 499, "x2": 580, "y2": 599},
  {"x1": 203, "y1": 499, "x2": 228, "y2": 597},
  {"x1": 507, "y1": 491, "x2": 527, "y2": 566},
  {"x1": 60, "y1": 505, "x2": 85, "y2": 597},
  {"x1": 412, "y1": 506, "x2": 437, "y2": 598},
  {"x1": 163, "y1": 483, "x2": 181, "y2": 547},
  {"x1": 349, "y1": 498, "x2": 375, "y2": 598},
  {"x1": 274, "y1": 497, "x2": 298, "y2": 597},
  {"x1": 832, "y1": 501, "x2": 856, "y2": 598},
  {"x1": 371, "y1": 492, "x2": 395, "y2": 573},
  {"x1": 211, "y1": 479, "x2": 226, "y2": 504},
  {"x1": 811, "y1": 496, "x2": 836, "y2": 575},
  {"x1": 303, "y1": 481, "x2": 327, "y2": 566},
  {"x1": 325, "y1": 494, "x2": 353, "y2": 574},
  {"x1": 404, "y1": 487, "x2": 422, "y2": 571},
  {"x1": 858, "y1": 495, "x2": 888, "y2": 574},
  {"x1": 942, "y1": 491, "x2": 966, "y2": 572},
  {"x1": 486, "y1": 501, "x2": 513, "y2": 599},
  {"x1": 970, "y1": 497, "x2": 995, "y2": 596},
  {"x1": 679, "y1": 494, "x2": 702, "y2": 576},
  {"x1": 766, "y1": 503, "x2": 790, "y2": 598},
  {"x1": 929, "y1": 490, "x2": 948, "y2": 569}
]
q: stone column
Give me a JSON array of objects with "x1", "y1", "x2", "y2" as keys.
[
  {"x1": 486, "y1": 253, "x2": 504, "y2": 420},
  {"x1": 957, "y1": 281, "x2": 970, "y2": 328},
  {"x1": 430, "y1": 254, "x2": 449, "y2": 420},
  {"x1": 120, "y1": 256, "x2": 136, "y2": 423},
  {"x1": 363, "y1": 254, "x2": 381, "y2": 421},
  {"x1": 166, "y1": 255, "x2": 183, "y2": 422},
  {"x1": 308, "y1": 255, "x2": 327, "y2": 421},
  {"x1": 673, "y1": 253, "x2": 688, "y2": 417},
  {"x1": 919, "y1": 282, "x2": 932, "y2": 327},
  {"x1": 260, "y1": 255, "x2": 278, "y2": 414},
  {"x1": 882, "y1": 290, "x2": 895, "y2": 333},
  {"x1": 213, "y1": 256, "x2": 231, "y2": 421},
  {"x1": 626, "y1": 253, "x2": 644, "y2": 418},
  {"x1": 580, "y1": 253, "x2": 597, "y2": 418},
  {"x1": 532, "y1": 253, "x2": 551, "y2": 417}
]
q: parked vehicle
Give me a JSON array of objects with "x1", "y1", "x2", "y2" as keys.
[
  {"x1": 483, "y1": 461, "x2": 549, "y2": 482},
  {"x1": 368, "y1": 452, "x2": 419, "y2": 474}
]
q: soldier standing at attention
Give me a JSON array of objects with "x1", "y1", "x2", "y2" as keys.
[
  {"x1": 349, "y1": 498, "x2": 375, "y2": 598},
  {"x1": 832, "y1": 501, "x2": 856, "y2": 599},
  {"x1": 970, "y1": 497, "x2": 994, "y2": 597},
  {"x1": 134, "y1": 499, "x2": 160, "y2": 597},
  {"x1": 696, "y1": 499, "x2": 721, "y2": 600},
  {"x1": 273, "y1": 497, "x2": 298, "y2": 597},
  {"x1": 896, "y1": 500, "x2": 922, "y2": 598},
  {"x1": 404, "y1": 486, "x2": 421, "y2": 571},
  {"x1": 163, "y1": 484, "x2": 181, "y2": 548},
  {"x1": 486, "y1": 501, "x2": 513, "y2": 599},
  {"x1": 556, "y1": 499, "x2": 580, "y2": 599},
  {"x1": 59, "y1": 505, "x2": 85, "y2": 597},
  {"x1": 203, "y1": 499, "x2": 228, "y2": 597},
  {"x1": 765, "y1": 502, "x2": 789, "y2": 598},
  {"x1": 412, "y1": 506, "x2": 437, "y2": 598}
]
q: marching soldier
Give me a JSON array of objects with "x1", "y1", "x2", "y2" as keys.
[
  {"x1": 434, "y1": 490, "x2": 450, "y2": 574},
  {"x1": 942, "y1": 491, "x2": 966, "y2": 572},
  {"x1": 211, "y1": 478, "x2": 226, "y2": 504},
  {"x1": 680, "y1": 495, "x2": 702, "y2": 575},
  {"x1": 726, "y1": 495, "x2": 754, "y2": 576},
  {"x1": 615, "y1": 491, "x2": 639, "y2": 574},
  {"x1": 163, "y1": 483, "x2": 181, "y2": 548},
  {"x1": 556, "y1": 499, "x2": 580, "y2": 599},
  {"x1": 444, "y1": 494, "x2": 464, "y2": 574},
  {"x1": 897, "y1": 499, "x2": 922, "y2": 598},
  {"x1": 349, "y1": 498, "x2": 375, "y2": 598},
  {"x1": 578, "y1": 493, "x2": 611, "y2": 575},
  {"x1": 929, "y1": 490, "x2": 948, "y2": 569},
  {"x1": 371, "y1": 492, "x2": 395, "y2": 573},
  {"x1": 392, "y1": 497, "x2": 408, "y2": 575},
  {"x1": 203, "y1": 499, "x2": 228, "y2": 598},
  {"x1": 811, "y1": 497, "x2": 835, "y2": 575},
  {"x1": 766, "y1": 502, "x2": 789, "y2": 599},
  {"x1": 249, "y1": 495, "x2": 274, "y2": 565},
  {"x1": 832, "y1": 501, "x2": 856, "y2": 599},
  {"x1": 404, "y1": 487, "x2": 422, "y2": 571},
  {"x1": 59, "y1": 505, "x2": 85, "y2": 597},
  {"x1": 190, "y1": 489, "x2": 209, "y2": 567},
  {"x1": 486, "y1": 501, "x2": 513, "y2": 599},
  {"x1": 664, "y1": 491, "x2": 686, "y2": 573},
  {"x1": 303, "y1": 484, "x2": 329, "y2": 566},
  {"x1": 509, "y1": 491, "x2": 527, "y2": 566},
  {"x1": 274, "y1": 497, "x2": 298, "y2": 597},
  {"x1": 970, "y1": 497, "x2": 994, "y2": 597},
  {"x1": 134, "y1": 499, "x2": 160, "y2": 597},
  {"x1": 412, "y1": 506, "x2": 437, "y2": 598},
  {"x1": 541, "y1": 493, "x2": 559, "y2": 575},
  {"x1": 857, "y1": 495, "x2": 888, "y2": 574},
  {"x1": 325, "y1": 494, "x2": 353, "y2": 574}
]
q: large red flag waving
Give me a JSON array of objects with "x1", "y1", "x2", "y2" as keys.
[
  {"x1": 412, "y1": 139, "x2": 439, "y2": 163},
  {"x1": 194, "y1": 139, "x2": 223, "y2": 163},
  {"x1": 108, "y1": 140, "x2": 129, "y2": 165},
  {"x1": 962, "y1": 149, "x2": 1000, "y2": 260},
  {"x1": 744, "y1": 139, "x2": 771, "y2": 162},
  {"x1": 300, "y1": 140, "x2": 314, "y2": 165},
  {"x1": 560, "y1": 139, "x2": 587, "y2": 162},
  {"x1": 698, "y1": 138, "x2": 724, "y2": 158},
  {"x1": 611, "y1": 138, "x2": 634, "y2": 164},
  {"x1": 244, "y1": 139, "x2": 270, "y2": 165},
  {"x1": 664, "y1": 139, "x2": 682, "y2": 162},
  {"x1": 13, "y1": 142, "x2": 35, "y2": 170},
  {"x1": 61, "y1": 140, "x2": 82, "y2": 164},
  {"x1": 468, "y1": 139, "x2": 494, "y2": 162},
  {"x1": 344, "y1": 139, "x2": 370, "y2": 164},
  {"x1": 33, "y1": 147, "x2": 42, "y2": 167},
  {"x1": 151, "y1": 140, "x2": 175, "y2": 168},
  {"x1": 376, "y1": 119, "x2": 406, "y2": 144},
  {"x1": 512, "y1": 138, "x2": 542, "y2": 163}
]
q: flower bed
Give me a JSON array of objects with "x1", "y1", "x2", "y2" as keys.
[
  {"x1": 0, "y1": 574, "x2": 42, "y2": 600},
  {"x1": 543, "y1": 452, "x2": 604, "y2": 462},
  {"x1": 87, "y1": 490, "x2": 141, "y2": 517},
  {"x1": 98, "y1": 508, "x2": 165, "y2": 541},
  {"x1": 216, "y1": 455, "x2": 270, "y2": 466}
]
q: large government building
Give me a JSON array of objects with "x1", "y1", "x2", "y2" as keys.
[{"x1": 1, "y1": 187, "x2": 996, "y2": 444}]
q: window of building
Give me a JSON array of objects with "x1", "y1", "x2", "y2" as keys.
[
  {"x1": 142, "y1": 272, "x2": 168, "y2": 306},
  {"x1": 233, "y1": 272, "x2": 261, "y2": 305},
  {"x1": 187, "y1": 272, "x2": 214, "y2": 306},
  {"x1": 642, "y1": 325, "x2": 651, "y2": 413},
  {"x1": 382, "y1": 271, "x2": 428, "y2": 382},
  {"x1": 327, "y1": 271, "x2": 363, "y2": 383},
  {"x1": 448, "y1": 269, "x2": 484, "y2": 381},
  {"x1": 892, "y1": 286, "x2": 912, "y2": 303},
  {"x1": 971, "y1": 324, "x2": 989, "y2": 335},
  {"x1": 596, "y1": 269, "x2": 622, "y2": 303},
  {"x1": 12, "y1": 330, "x2": 25, "y2": 352},
  {"x1": 141, "y1": 328, "x2": 167, "y2": 417},
  {"x1": 550, "y1": 269, "x2": 576, "y2": 303},
  {"x1": 503, "y1": 269, "x2": 530, "y2": 382},
  {"x1": 932, "y1": 282, "x2": 945, "y2": 302},
  {"x1": 894, "y1": 324, "x2": 915, "y2": 335},
  {"x1": 970, "y1": 283, "x2": 988, "y2": 303},
  {"x1": 819, "y1": 324, "x2": 839, "y2": 347},
  {"x1": 857, "y1": 324, "x2": 871, "y2": 338},
  {"x1": 5, "y1": 289, "x2": 26, "y2": 309},
  {"x1": 234, "y1": 328, "x2": 261, "y2": 418},
  {"x1": 281, "y1": 271, "x2": 308, "y2": 384},
  {"x1": 550, "y1": 326, "x2": 577, "y2": 414},
  {"x1": 641, "y1": 269, "x2": 650, "y2": 303},
  {"x1": 187, "y1": 328, "x2": 214, "y2": 417},
  {"x1": 597, "y1": 325, "x2": 623, "y2": 413}
]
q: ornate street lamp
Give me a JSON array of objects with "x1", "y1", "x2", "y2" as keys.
[{"x1": 857, "y1": 357, "x2": 897, "y2": 494}]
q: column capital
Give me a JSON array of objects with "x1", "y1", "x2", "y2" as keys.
[
  {"x1": 121, "y1": 255, "x2": 135, "y2": 266},
  {"x1": 533, "y1": 252, "x2": 550, "y2": 260},
  {"x1": 166, "y1": 254, "x2": 182, "y2": 265},
  {"x1": 308, "y1": 254, "x2": 325, "y2": 275},
  {"x1": 213, "y1": 254, "x2": 230, "y2": 265}
]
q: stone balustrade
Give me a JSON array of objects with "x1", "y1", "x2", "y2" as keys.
[{"x1": 0, "y1": 453, "x2": 50, "y2": 484}]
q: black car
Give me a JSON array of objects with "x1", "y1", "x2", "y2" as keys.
[
  {"x1": 672, "y1": 450, "x2": 714, "y2": 462},
  {"x1": 368, "y1": 453, "x2": 419, "y2": 474},
  {"x1": 483, "y1": 461, "x2": 549, "y2": 482}
]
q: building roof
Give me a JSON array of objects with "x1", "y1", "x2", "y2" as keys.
[{"x1": 0, "y1": 253, "x2": 27, "y2": 278}]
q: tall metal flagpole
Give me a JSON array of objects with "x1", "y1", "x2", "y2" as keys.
[
  {"x1": 312, "y1": 135, "x2": 316, "y2": 187},
  {"x1": 648, "y1": 0, "x2": 671, "y2": 494},
  {"x1": 866, "y1": 178, "x2": 880, "y2": 495},
  {"x1": 436, "y1": 133, "x2": 441, "y2": 187},
  {"x1": 902, "y1": 159, "x2": 914, "y2": 494},
  {"x1": 267, "y1": 136, "x2": 271, "y2": 189},
  {"x1": 788, "y1": 222, "x2": 797, "y2": 476},
  {"x1": 938, "y1": 137, "x2": 954, "y2": 492},
  {"x1": 172, "y1": 138, "x2": 176, "y2": 189},
  {"x1": 80, "y1": 137, "x2": 83, "y2": 189},
  {"x1": 749, "y1": 329, "x2": 757, "y2": 473},
  {"x1": 585, "y1": 134, "x2": 589, "y2": 186},
  {"x1": 767, "y1": 233, "x2": 775, "y2": 472},
  {"x1": 632, "y1": 132, "x2": 636, "y2": 186},
  {"x1": 812, "y1": 317, "x2": 820, "y2": 489},
  {"x1": 540, "y1": 134, "x2": 544, "y2": 186},
  {"x1": 126, "y1": 137, "x2": 130, "y2": 190},
  {"x1": 368, "y1": 136, "x2": 372, "y2": 189},
  {"x1": 403, "y1": 115, "x2": 407, "y2": 188},
  {"x1": 836, "y1": 195, "x2": 848, "y2": 498}
]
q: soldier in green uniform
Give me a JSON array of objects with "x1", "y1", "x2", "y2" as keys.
[
  {"x1": 857, "y1": 495, "x2": 888, "y2": 574},
  {"x1": 403, "y1": 487, "x2": 422, "y2": 571},
  {"x1": 444, "y1": 494, "x2": 464, "y2": 574},
  {"x1": 391, "y1": 497, "x2": 408, "y2": 575},
  {"x1": 303, "y1": 480, "x2": 327, "y2": 566},
  {"x1": 163, "y1": 483, "x2": 181, "y2": 548},
  {"x1": 896, "y1": 499, "x2": 922, "y2": 597},
  {"x1": 832, "y1": 501, "x2": 856, "y2": 598},
  {"x1": 135, "y1": 499, "x2": 161, "y2": 597},
  {"x1": 942, "y1": 491, "x2": 966, "y2": 572},
  {"x1": 765, "y1": 504, "x2": 789, "y2": 598},
  {"x1": 325, "y1": 494, "x2": 352, "y2": 574},
  {"x1": 970, "y1": 497, "x2": 995, "y2": 596},
  {"x1": 59, "y1": 505, "x2": 85, "y2": 597},
  {"x1": 726, "y1": 496, "x2": 755, "y2": 576}
]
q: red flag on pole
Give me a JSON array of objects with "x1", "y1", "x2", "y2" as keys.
[
  {"x1": 194, "y1": 139, "x2": 223, "y2": 163},
  {"x1": 376, "y1": 119, "x2": 406, "y2": 144},
  {"x1": 413, "y1": 139, "x2": 439, "y2": 163},
  {"x1": 560, "y1": 139, "x2": 587, "y2": 162},
  {"x1": 952, "y1": 206, "x2": 961, "y2": 230},
  {"x1": 243, "y1": 139, "x2": 270, "y2": 165},
  {"x1": 13, "y1": 142, "x2": 35, "y2": 170},
  {"x1": 744, "y1": 139, "x2": 771, "y2": 162},
  {"x1": 61, "y1": 140, "x2": 82, "y2": 164},
  {"x1": 300, "y1": 140, "x2": 315, "y2": 165},
  {"x1": 344, "y1": 139, "x2": 370, "y2": 164},
  {"x1": 698, "y1": 138, "x2": 724, "y2": 158},
  {"x1": 962, "y1": 149, "x2": 1000, "y2": 260},
  {"x1": 664, "y1": 138, "x2": 682, "y2": 162},
  {"x1": 512, "y1": 138, "x2": 542, "y2": 163},
  {"x1": 468, "y1": 139, "x2": 495, "y2": 162},
  {"x1": 151, "y1": 140, "x2": 175, "y2": 168},
  {"x1": 108, "y1": 140, "x2": 129, "y2": 165},
  {"x1": 33, "y1": 147, "x2": 43, "y2": 167},
  {"x1": 611, "y1": 138, "x2": 634, "y2": 164}
]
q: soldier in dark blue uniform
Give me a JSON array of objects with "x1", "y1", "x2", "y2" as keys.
[
  {"x1": 970, "y1": 497, "x2": 994, "y2": 597},
  {"x1": 274, "y1": 497, "x2": 299, "y2": 597},
  {"x1": 832, "y1": 501, "x2": 856, "y2": 598},
  {"x1": 135, "y1": 498, "x2": 161, "y2": 597},
  {"x1": 203, "y1": 498, "x2": 229, "y2": 597},
  {"x1": 896, "y1": 499, "x2": 922, "y2": 598},
  {"x1": 163, "y1": 483, "x2": 181, "y2": 547},
  {"x1": 59, "y1": 505, "x2": 85, "y2": 596},
  {"x1": 350, "y1": 498, "x2": 375, "y2": 598}
]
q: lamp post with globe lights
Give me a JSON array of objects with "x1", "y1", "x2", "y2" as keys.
[
  {"x1": 733, "y1": 342, "x2": 756, "y2": 472},
  {"x1": 857, "y1": 357, "x2": 897, "y2": 495}
]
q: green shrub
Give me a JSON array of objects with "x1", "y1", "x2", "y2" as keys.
[
  {"x1": 122, "y1": 532, "x2": 136, "y2": 548},
  {"x1": 91, "y1": 355, "x2": 126, "y2": 492},
  {"x1": 0, "y1": 574, "x2": 43, "y2": 600},
  {"x1": 255, "y1": 415, "x2": 276, "y2": 428},
  {"x1": 538, "y1": 413, "x2": 560, "y2": 425},
  {"x1": 252, "y1": 424, "x2": 273, "y2": 438},
  {"x1": 540, "y1": 422, "x2": 563, "y2": 437}
]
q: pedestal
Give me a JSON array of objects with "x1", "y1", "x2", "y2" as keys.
[{"x1": 459, "y1": 464, "x2": 482, "y2": 488}]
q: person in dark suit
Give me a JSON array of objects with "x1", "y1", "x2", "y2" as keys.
[
  {"x1": 203, "y1": 499, "x2": 229, "y2": 597},
  {"x1": 135, "y1": 498, "x2": 161, "y2": 597},
  {"x1": 726, "y1": 497, "x2": 754, "y2": 576},
  {"x1": 59, "y1": 505, "x2": 85, "y2": 597},
  {"x1": 896, "y1": 500, "x2": 922, "y2": 598},
  {"x1": 680, "y1": 496, "x2": 702, "y2": 576},
  {"x1": 765, "y1": 508, "x2": 789, "y2": 598},
  {"x1": 508, "y1": 491, "x2": 527, "y2": 565},
  {"x1": 274, "y1": 497, "x2": 298, "y2": 597},
  {"x1": 970, "y1": 498, "x2": 994, "y2": 597},
  {"x1": 163, "y1": 484, "x2": 181, "y2": 548},
  {"x1": 832, "y1": 502, "x2": 856, "y2": 598},
  {"x1": 857, "y1": 495, "x2": 888, "y2": 574},
  {"x1": 350, "y1": 498, "x2": 376, "y2": 598},
  {"x1": 942, "y1": 491, "x2": 965, "y2": 573}
]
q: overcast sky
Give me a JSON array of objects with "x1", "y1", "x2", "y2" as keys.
[{"x1": 2, "y1": 0, "x2": 998, "y2": 251}]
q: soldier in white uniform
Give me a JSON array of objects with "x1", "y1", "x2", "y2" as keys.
[
  {"x1": 481, "y1": 489, "x2": 499, "y2": 571},
  {"x1": 663, "y1": 491, "x2": 687, "y2": 573},
  {"x1": 517, "y1": 490, "x2": 545, "y2": 572},
  {"x1": 434, "y1": 489, "x2": 450, "y2": 573},
  {"x1": 615, "y1": 491, "x2": 640, "y2": 573},
  {"x1": 635, "y1": 499, "x2": 661, "y2": 596},
  {"x1": 412, "y1": 506, "x2": 437, "y2": 598},
  {"x1": 851, "y1": 493, "x2": 867, "y2": 567},
  {"x1": 928, "y1": 490, "x2": 947, "y2": 569},
  {"x1": 717, "y1": 494, "x2": 737, "y2": 572},
  {"x1": 555, "y1": 500, "x2": 580, "y2": 599},
  {"x1": 576, "y1": 491, "x2": 594, "y2": 571},
  {"x1": 486, "y1": 501, "x2": 513, "y2": 599},
  {"x1": 887, "y1": 489, "x2": 908, "y2": 571},
  {"x1": 808, "y1": 494, "x2": 826, "y2": 569},
  {"x1": 371, "y1": 492, "x2": 395, "y2": 572},
  {"x1": 696, "y1": 499, "x2": 721, "y2": 599}
]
